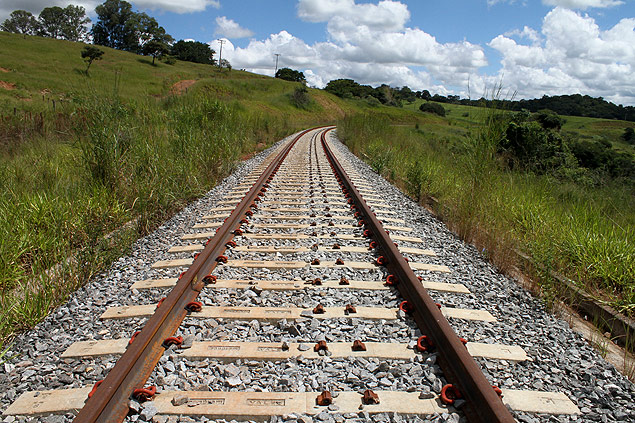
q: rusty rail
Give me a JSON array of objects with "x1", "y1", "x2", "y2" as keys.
[
  {"x1": 320, "y1": 129, "x2": 515, "y2": 423},
  {"x1": 74, "y1": 128, "x2": 317, "y2": 423}
]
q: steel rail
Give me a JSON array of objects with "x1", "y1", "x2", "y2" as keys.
[
  {"x1": 74, "y1": 127, "x2": 320, "y2": 423},
  {"x1": 320, "y1": 128, "x2": 515, "y2": 423}
]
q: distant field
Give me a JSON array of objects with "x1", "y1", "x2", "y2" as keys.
[{"x1": 403, "y1": 98, "x2": 635, "y2": 153}]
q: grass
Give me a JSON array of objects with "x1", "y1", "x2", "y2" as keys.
[
  {"x1": 0, "y1": 32, "x2": 358, "y2": 346},
  {"x1": 338, "y1": 112, "x2": 635, "y2": 317}
]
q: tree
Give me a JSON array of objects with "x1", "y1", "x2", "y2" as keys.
[
  {"x1": 91, "y1": 0, "x2": 172, "y2": 53},
  {"x1": 275, "y1": 68, "x2": 305, "y2": 83},
  {"x1": 92, "y1": 0, "x2": 136, "y2": 50},
  {"x1": 219, "y1": 58, "x2": 232, "y2": 71},
  {"x1": 1, "y1": 10, "x2": 41, "y2": 37},
  {"x1": 170, "y1": 40, "x2": 215, "y2": 64},
  {"x1": 38, "y1": 6, "x2": 65, "y2": 38},
  {"x1": 60, "y1": 5, "x2": 91, "y2": 42},
  {"x1": 82, "y1": 46, "x2": 104, "y2": 75},
  {"x1": 142, "y1": 39, "x2": 168, "y2": 64},
  {"x1": 126, "y1": 12, "x2": 172, "y2": 53}
]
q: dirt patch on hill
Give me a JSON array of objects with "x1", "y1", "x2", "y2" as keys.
[
  {"x1": 0, "y1": 81, "x2": 16, "y2": 90},
  {"x1": 170, "y1": 80, "x2": 197, "y2": 95},
  {"x1": 0, "y1": 67, "x2": 10, "y2": 73}
]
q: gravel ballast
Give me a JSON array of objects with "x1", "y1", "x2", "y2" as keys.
[{"x1": 1, "y1": 129, "x2": 633, "y2": 423}]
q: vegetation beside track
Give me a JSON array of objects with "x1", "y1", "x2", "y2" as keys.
[
  {"x1": 338, "y1": 110, "x2": 634, "y2": 321},
  {"x1": 0, "y1": 32, "x2": 356, "y2": 346}
]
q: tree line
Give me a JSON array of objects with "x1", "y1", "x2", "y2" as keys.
[
  {"x1": 1, "y1": 0, "x2": 228, "y2": 68},
  {"x1": 323, "y1": 78, "x2": 635, "y2": 122},
  {"x1": 1, "y1": 5, "x2": 90, "y2": 41}
]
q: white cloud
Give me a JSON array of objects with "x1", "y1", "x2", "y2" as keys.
[
  {"x1": 134, "y1": 0, "x2": 220, "y2": 14},
  {"x1": 298, "y1": 0, "x2": 410, "y2": 31},
  {"x1": 504, "y1": 26, "x2": 541, "y2": 44},
  {"x1": 542, "y1": 0, "x2": 623, "y2": 10},
  {"x1": 215, "y1": 16, "x2": 254, "y2": 38},
  {"x1": 489, "y1": 7, "x2": 635, "y2": 104},
  {"x1": 220, "y1": 1, "x2": 485, "y2": 94}
]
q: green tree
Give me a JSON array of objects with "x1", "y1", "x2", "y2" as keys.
[
  {"x1": 37, "y1": 5, "x2": 90, "y2": 41},
  {"x1": 38, "y1": 6, "x2": 65, "y2": 38},
  {"x1": 170, "y1": 40, "x2": 215, "y2": 64},
  {"x1": 81, "y1": 45, "x2": 104, "y2": 75},
  {"x1": 91, "y1": 0, "x2": 135, "y2": 50},
  {"x1": 500, "y1": 113, "x2": 571, "y2": 173},
  {"x1": 142, "y1": 39, "x2": 169, "y2": 64},
  {"x1": 127, "y1": 12, "x2": 172, "y2": 53},
  {"x1": 1, "y1": 10, "x2": 41, "y2": 37},
  {"x1": 60, "y1": 5, "x2": 91, "y2": 42},
  {"x1": 275, "y1": 68, "x2": 306, "y2": 83},
  {"x1": 219, "y1": 58, "x2": 232, "y2": 71}
]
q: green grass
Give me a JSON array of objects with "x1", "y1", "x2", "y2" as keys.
[
  {"x1": 0, "y1": 32, "x2": 363, "y2": 346},
  {"x1": 339, "y1": 112, "x2": 635, "y2": 318}
]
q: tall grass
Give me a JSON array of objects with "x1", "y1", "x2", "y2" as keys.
[
  {"x1": 338, "y1": 113, "x2": 635, "y2": 315},
  {"x1": 0, "y1": 91, "x2": 296, "y2": 346}
]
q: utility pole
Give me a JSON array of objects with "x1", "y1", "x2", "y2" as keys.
[
  {"x1": 274, "y1": 53, "x2": 281, "y2": 76},
  {"x1": 217, "y1": 39, "x2": 226, "y2": 69}
]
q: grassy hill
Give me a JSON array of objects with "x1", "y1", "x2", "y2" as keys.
[{"x1": 1, "y1": 31, "x2": 633, "y2": 348}]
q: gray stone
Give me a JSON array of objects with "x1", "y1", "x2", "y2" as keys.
[
  {"x1": 171, "y1": 393, "x2": 189, "y2": 406},
  {"x1": 140, "y1": 402, "x2": 158, "y2": 421}
]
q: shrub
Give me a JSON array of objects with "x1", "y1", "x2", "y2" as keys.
[
  {"x1": 622, "y1": 127, "x2": 634, "y2": 145},
  {"x1": 290, "y1": 86, "x2": 311, "y2": 109},
  {"x1": 419, "y1": 102, "x2": 446, "y2": 117}
]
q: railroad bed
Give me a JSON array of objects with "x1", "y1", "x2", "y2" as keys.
[{"x1": 1, "y1": 128, "x2": 633, "y2": 423}]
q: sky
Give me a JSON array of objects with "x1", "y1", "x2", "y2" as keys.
[{"x1": 3, "y1": 0, "x2": 635, "y2": 105}]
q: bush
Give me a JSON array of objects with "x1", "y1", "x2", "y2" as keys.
[
  {"x1": 534, "y1": 109, "x2": 564, "y2": 130},
  {"x1": 419, "y1": 102, "x2": 445, "y2": 117},
  {"x1": 290, "y1": 86, "x2": 311, "y2": 109},
  {"x1": 622, "y1": 127, "x2": 634, "y2": 145},
  {"x1": 365, "y1": 96, "x2": 381, "y2": 107},
  {"x1": 500, "y1": 113, "x2": 572, "y2": 173},
  {"x1": 162, "y1": 55, "x2": 176, "y2": 65}
]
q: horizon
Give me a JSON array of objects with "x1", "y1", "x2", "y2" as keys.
[{"x1": 2, "y1": 0, "x2": 635, "y2": 106}]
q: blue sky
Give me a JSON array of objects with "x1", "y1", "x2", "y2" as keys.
[{"x1": 4, "y1": 0, "x2": 635, "y2": 104}]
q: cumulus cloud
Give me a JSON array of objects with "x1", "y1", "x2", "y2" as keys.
[
  {"x1": 132, "y1": 0, "x2": 220, "y2": 14},
  {"x1": 489, "y1": 7, "x2": 635, "y2": 104},
  {"x1": 221, "y1": 0, "x2": 485, "y2": 93},
  {"x1": 542, "y1": 0, "x2": 623, "y2": 10},
  {"x1": 215, "y1": 16, "x2": 254, "y2": 38},
  {"x1": 298, "y1": 0, "x2": 410, "y2": 31}
]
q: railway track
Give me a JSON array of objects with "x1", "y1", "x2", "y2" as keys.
[{"x1": 3, "y1": 127, "x2": 631, "y2": 422}]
